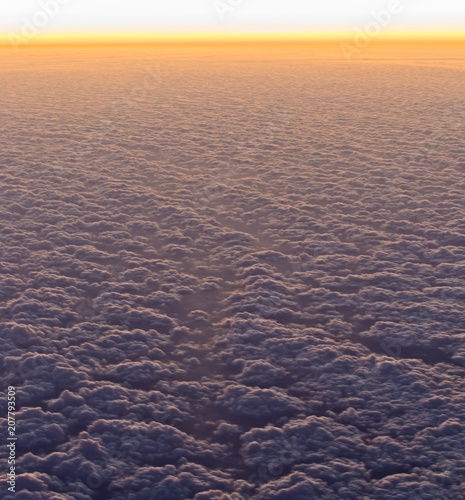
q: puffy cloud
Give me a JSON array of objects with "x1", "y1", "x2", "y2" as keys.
[{"x1": 1, "y1": 49, "x2": 465, "y2": 499}]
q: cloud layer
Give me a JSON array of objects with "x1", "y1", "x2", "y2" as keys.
[{"x1": 0, "y1": 46, "x2": 465, "y2": 499}]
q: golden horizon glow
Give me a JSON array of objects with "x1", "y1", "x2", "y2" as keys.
[
  {"x1": 1, "y1": 29, "x2": 465, "y2": 48},
  {"x1": 2, "y1": 1, "x2": 464, "y2": 48}
]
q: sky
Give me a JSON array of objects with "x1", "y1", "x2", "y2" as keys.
[{"x1": 0, "y1": 0, "x2": 464, "y2": 43}]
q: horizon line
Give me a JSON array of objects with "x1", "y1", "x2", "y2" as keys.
[{"x1": 1, "y1": 30, "x2": 465, "y2": 48}]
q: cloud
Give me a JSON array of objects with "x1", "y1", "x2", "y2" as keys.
[{"x1": 2, "y1": 48, "x2": 465, "y2": 499}]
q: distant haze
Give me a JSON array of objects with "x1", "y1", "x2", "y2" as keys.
[{"x1": 0, "y1": 0, "x2": 464, "y2": 42}]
